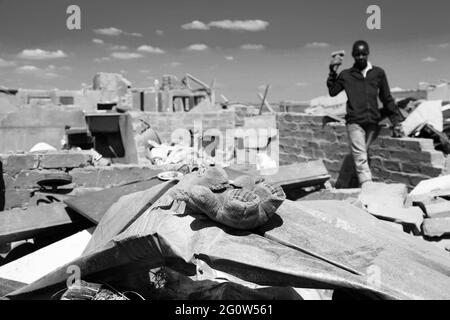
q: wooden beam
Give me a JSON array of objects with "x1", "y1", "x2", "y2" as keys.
[
  {"x1": 257, "y1": 93, "x2": 275, "y2": 114},
  {"x1": 258, "y1": 85, "x2": 271, "y2": 115}
]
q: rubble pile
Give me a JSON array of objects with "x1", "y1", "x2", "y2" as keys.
[{"x1": 0, "y1": 161, "x2": 450, "y2": 300}]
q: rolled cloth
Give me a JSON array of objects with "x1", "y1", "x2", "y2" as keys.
[{"x1": 169, "y1": 167, "x2": 286, "y2": 230}]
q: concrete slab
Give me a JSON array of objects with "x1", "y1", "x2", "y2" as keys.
[
  {"x1": 359, "y1": 182, "x2": 407, "y2": 208},
  {"x1": 408, "y1": 175, "x2": 450, "y2": 202},
  {"x1": 423, "y1": 201, "x2": 450, "y2": 219},
  {"x1": 423, "y1": 218, "x2": 450, "y2": 238}
]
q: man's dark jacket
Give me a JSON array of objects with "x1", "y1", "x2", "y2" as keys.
[{"x1": 327, "y1": 65, "x2": 403, "y2": 125}]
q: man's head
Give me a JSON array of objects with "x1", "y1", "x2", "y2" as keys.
[{"x1": 352, "y1": 40, "x2": 370, "y2": 70}]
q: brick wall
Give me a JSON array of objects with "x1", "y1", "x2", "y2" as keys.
[{"x1": 277, "y1": 113, "x2": 446, "y2": 189}]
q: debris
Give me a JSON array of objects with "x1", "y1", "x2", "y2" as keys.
[
  {"x1": 365, "y1": 203, "x2": 423, "y2": 232},
  {"x1": 408, "y1": 174, "x2": 450, "y2": 202},
  {"x1": 423, "y1": 218, "x2": 450, "y2": 237},
  {"x1": 61, "y1": 280, "x2": 129, "y2": 300},
  {"x1": 254, "y1": 160, "x2": 331, "y2": 191},
  {"x1": 421, "y1": 200, "x2": 450, "y2": 218},
  {"x1": 83, "y1": 180, "x2": 177, "y2": 255},
  {"x1": 0, "y1": 203, "x2": 93, "y2": 246},
  {"x1": 359, "y1": 182, "x2": 407, "y2": 208},
  {"x1": 401, "y1": 100, "x2": 443, "y2": 136},
  {"x1": 298, "y1": 188, "x2": 360, "y2": 202},
  {"x1": 64, "y1": 172, "x2": 164, "y2": 224},
  {"x1": 29, "y1": 142, "x2": 57, "y2": 153},
  {"x1": 0, "y1": 277, "x2": 26, "y2": 297},
  {"x1": 92, "y1": 72, "x2": 132, "y2": 108}
]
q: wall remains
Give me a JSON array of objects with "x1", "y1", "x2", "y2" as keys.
[
  {"x1": 277, "y1": 113, "x2": 446, "y2": 189},
  {"x1": 0, "y1": 104, "x2": 86, "y2": 153},
  {"x1": 130, "y1": 110, "x2": 236, "y2": 163},
  {"x1": 0, "y1": 152, "x2": 162, "y2": 210}
]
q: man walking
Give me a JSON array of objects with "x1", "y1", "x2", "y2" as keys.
[{"x1": 327, "y1": 40, "x2": 403, "y2": 187}]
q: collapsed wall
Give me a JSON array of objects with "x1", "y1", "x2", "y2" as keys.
[
  {"x1": 277, "y1": 113, "x2": 446, "y2": 189},
  {"x1": 0, "y1": 152, "x2": 164, "y2": 211},
  {"x1": 130, "y1": 110, "x2": 236, "y2": 162}
]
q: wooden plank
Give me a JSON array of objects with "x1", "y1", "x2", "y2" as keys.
[
  {"x1": 0, "y1": 203, "x2": 92, "y2": 246},
  {"x1": 83, "y1": 180, "x2": 177, "y2": 255},
  {"x1": 253, "y1": 160, "x2": 330, "y2": 189},
  {"x1": 64, "y1": 176, "x2": 164, "y2": 224},
  {"x1": 226, "y1": 161, "x2": 330, "y2": 190}
]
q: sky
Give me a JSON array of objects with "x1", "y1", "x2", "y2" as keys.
[{"x1": 1, "y1": 0, "x2": 450, "y2": 103}]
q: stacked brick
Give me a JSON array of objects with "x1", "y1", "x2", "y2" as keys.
[{"x1": 277, "y1": 113, "x2": 446, "y2": 189}]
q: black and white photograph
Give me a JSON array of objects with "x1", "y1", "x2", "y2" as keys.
[{"x1": 1, "y1": 0, "x2": 450, "y2": 306}]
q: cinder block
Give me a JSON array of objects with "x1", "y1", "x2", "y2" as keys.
[
  {"x1": 12, "y1": 169, "x2": 62, "y2": 189},
  {"x1": 359, "y1": 181, "x2": 407, "y2": 208},
  {"x1": 383, "y1": 160, "x2": 400, "y2": 172},
  {"x1": 72, "y1": 166, "x2": 161, "y2": 188},
  {"x1": 4, "y1": 189, "x2": 31, "y2": 210},
  {"x1": 421, "y1": 166, "x2": 443, "y2": 177},
  {"x1": 0, "y1": 154, "x2": 39, "y2": 176},
  {"x1": 402, "y1": 163, "x2": 420, "y2": 174},
  {"x1": 40, "y1": 152, "x2": 92, "y2": 169},
  {"x1": 423, "y1": 218, "x2": 450, "y2": 237},
  {"x1": 390, "y1": 172, "x2": 411, "y2": 186}
]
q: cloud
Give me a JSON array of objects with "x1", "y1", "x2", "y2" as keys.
[
  {"x1": 0, "y1": 58, "x2": 17, "y2": 67},
  {"x1": 181, "y1": 20, "x2": 209, "y2": 30},
  {"x1": 110, "y1": 45, "x2": 129, "y2": 51},
  {"x1": 225, "y1": 56, "x2": 234, "y2": 61},
  {"x1": 182, "y1": 19, "x2": 269, "y2": 31},
  {"x1": 422, "y1": 56, "x2": 437, "y2": 62},
  {"x1": 94, "y1": 27, "x2": 142, "y2": 37},
  {"x1": 209, "y1": 19, "x2": 269, "y2": 31},
  {"x1": 305, "y1": 42, "x2": 330, "y2": 48},
  {"x1": 94, "y1": 57, "x2": 112, "y2": 62},
  {"x1": 14, "y1": 65, "x2": 59, "y2": 79},
  {"x1": 240, "y1": 44, "x2": 264, "y2": 50},
  {"x1": 18, "y1": 49, "x2": 67, "y2": 60},
  {"x1": 15, "y1": 65, "x2": 39, "y2": 73},
  {"x1": 165, "y1": 62, "x2": 181, "y2": 68},
  {"x1": 156, "y1": 30, "x2": 164, "y2": 36},
  {"x1": 140, "y1": 69, "x2": 152, "y2": 73},
  {"x1": 429, "y1": 43, "x2": 450, "y2": 48},
  {"x1": 185, "y1": 44, "x2": 209, "y2": 51},
  {"x1": 92, "y1": 38, "x2": 104, "y2": 44},
  {"x1": 137, "y1": 45, "x2": 165, "y2": 54},
  {"x1": 110, "y1": 52, "x2": 143, "y2": 59}
]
